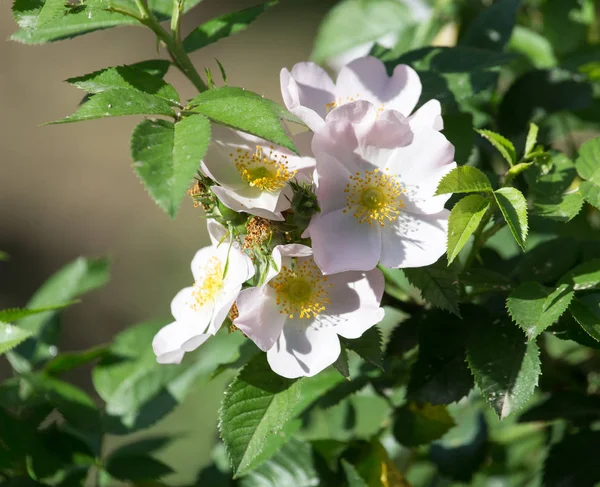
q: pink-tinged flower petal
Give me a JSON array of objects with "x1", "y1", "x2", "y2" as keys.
[
  {"x1": 170, "y1": 286, "x2": 213, "y2": 330},
  {"x1": 309, "y1": 209, "x2": 381, "y2": 274},
  {"x1": 325, "y1": 268, "x2": 385, "y2": 317},
  {"x1": 152, "y1": 321, "x2": 209, "y2": 364},
  {"x1": 312, "y1": 101, "x2": 378, "y2": 174},
  {"x1": 380, "y1": 210, "x2": 449, "y2": 268},
  {"x1": 267, "y1": 320, "x2": 341, "y2": 378},
  {"x1": 313, "y1": 153, "x2": 352, "y2": 214},
  {"x1": 276, "y1": 244, "x2": 314, "y2": 259},
  {"x1": 389, "y1": 128, "x2": 456, "y2": 214},
  {"x1": 211, "y1": 185, "x2": 287, "y2": 221},
  {"x1": 408, "y1": 99, "x2": 443, "y2": 131},
  {"x1": 336, "y1": 58, "x2": 422, "y2": 117},
  {"x1": 280, "y1": 63, "x2": 336, "y2": 131},
  {"x1": 235, "y1": 286, "x2": 286, "y2": 352},
  {"x1": 292, "y1": 131, "x2": 315, "y2": 158}
]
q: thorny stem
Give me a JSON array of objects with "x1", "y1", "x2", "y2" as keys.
[{"x1": 131, "y1": 0, "x2": 207, "y2": 92}]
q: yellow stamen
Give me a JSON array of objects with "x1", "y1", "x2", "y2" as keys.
[
  {"x1": 270, "y1": 259, "x2": 332, "y2": 319},
  {"x1": 325, "y1": 93, "x2": 362, "y2": 113},
  {"x1": 190, "y1": 256, "x2": 224, "y2": 310},
  {"x1": 343, "y1": 169, "x2": 405, "y2": 226},
  {"x1": 231, "y1": 145, "x2": 295, "y2": 192}
]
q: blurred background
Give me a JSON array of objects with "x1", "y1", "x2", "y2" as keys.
[{"x1": 0, "y1": 0, "x2": 333, "y2": 483}]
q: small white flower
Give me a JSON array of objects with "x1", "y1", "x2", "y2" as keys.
[
  {"x1": 152, "y1": 221, "x2": 254, "y2": 364},
  {"x1": 234, "y1": 244, "x2": 385, "y2": 379},
  {"x1": 307, "y1": 100, "x2": 456, "y2": 275},
  {"x1": 280, "y1": 55, "x2": 442, "y2": 133},
  {"x1": 201, "y1": 126, "x2": 314, "y2": 221}
]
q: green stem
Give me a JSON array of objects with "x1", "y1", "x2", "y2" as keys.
[
  {"x1": 133, "y1": 0, "x2": 207, "y2": 92},
  {"x1": 170, "y1": 0, "x2": 185, "y2": 43}
]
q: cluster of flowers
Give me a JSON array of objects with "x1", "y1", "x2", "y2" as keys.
[{"x1": 152, "y1": 56, "x2": 456, "y2": 378}]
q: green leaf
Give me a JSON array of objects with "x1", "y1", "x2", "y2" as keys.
[
  {"x1": 8, "y1": 257, "x2": 109, "y2": 372},
  {"x1": 219, "y1": 354, "x2": 300, "y2": 477},
  {"x1": 44, "y1": 345, "x2": 110, "y2": 376},
  {"x1": 93, "y1": 323, "x2": 245, "y2": 434},
  {"x1": 404, "y1": 259, "x2": 461, "y2": 317},
  {"x1": 105, "y1": 454, "x2": 173, "y2": 482},
  {"x1": 51, "y1": 89, "x2": 176, "y2": 124},
  {"x1": 66, "y1": 65, "x2": 180, "y2": 103},
  {"x1": 0, "y1": 251, "x2": 9, "y2": 261},
  {"x1": 447, "y1": 194, "x2": 490, "y2": 264},
  {"x1": 238, "y1": 438, "x2": 318, "y2": 487},
  {"x1": 514, "y1": 238, "x2": 578, "y2": 284},
  {"x1": 575, "y1": 136, "x2": 600, "y2": 183},
  {"x1": 108, "y1": 436, "x2": 172, "y2": 457},
  {"x1": 462, "y1": 0, "x2": 521, "y2": 52},
  {"x1": 499, "y1": 69, "x2": 593, "y2": 136},
  {"x1": 129, "y1": 59, "x2": 172, "y2": 78},
  {"x1": 524, "y1": 123, "x2": 539, "y2": 158},
  {"x1": 477, "y1": 129, "x2": 517, "y2": 166},
  {"x1": 311, "y1": 0, "x2": 410, "y2": 63},
  {"x1": 131, "y1": 116, "x2": 211, "y2": 217},
  {"x1": 219, "y1": 354, "x2": 342, "y2": 477},
  {"x1": 435, "y1": 166, "x2": 493, "y2": 195},
  {"x1": 533, "y1": 191, "x2": 584, "y2": 222},
  {"x1": 393, "y1": 402, "x2": 455, "y2": 447},
  {"x1": 11, "y1": 1, "x2": 137, "y2": 45},
  {"x1": 467, "y1": 319, "x2": 540, "y2": 419},
  {"x1": 506, "y1": 282, "x2": 574, "y2": 339},
  {"x1": 0, "y1": 302, "x2": 77, "y2": 323},
  {"x1": 332, "y1": 345, "x2": 350, "y2": 379},
  {"x1": 559, "y1": 259, "x2": 600, "y2": 291},
  {"x1": 0, "y1": 323, "x2": 33, "y2": 356},
  {"x1": 494, "y1": 187, "x2": 528, "y2": 250},
  {"x1": 579, "y1": 180, "x2": 600, "y2": 210},
  {"x1": 543, "y1": 431, "x2": 600, "y2": 487},
  {"x1": 183, "y1": 1, "x2": 276, "y2": 53},
  {"x1": 442, "y1": 112, "x2": 474, "y2": 165},
  {"x1": 342, "y1": 460, "x2": 369, "y2": 487},
  {"x1": 342, "y1": 326, "x2": 382, "y2": 369},
  {"x1": 189, "y1": 87, "x2": 297, "y2": 153},
  {"x1": 570, "y1": 294, "x2": 600, "y2": 342},
  {"x1": 526, "y1": 153, "x2": 577, "y2": 197},
  {"x1": 460, "y1": 268, "x2": 513, "y2": 294},
  {"x1": 509, "y1": 26, "x2": 557, "y2": 69},
  {"x1": 407, "y1": 310, "x2": 474, "y2": 404}
]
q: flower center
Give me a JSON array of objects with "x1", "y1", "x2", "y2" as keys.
[
  {"x1": 270, "y1": 260, "x2": 332, "y2": 319},
  {"x1": 232, "y1": 146, "x2": 296, "y2": 192},
  {"x1": 324, "y1": 94, "x2": 385, "y2": 116},
  {"x1": 344, "y1": 169, "x2": 405, "y2": 226},
  {"x1": 190, "y1": 256, "x2": 224, "y2": 310}
]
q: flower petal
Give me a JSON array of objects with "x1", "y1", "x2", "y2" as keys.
[
  {"x1": 170, "y1": 286, "x2": 213, "y2": 330},
  {"x1": 212, "y1": 185, "x2": 287, "y2": 221},
  {"x1": 152, "y1": 321, "x2": 209, "y2": 364},
  {"x1": 280, "y1": 63, "x2": 335, "y2": 131},
  {"x1": 325, "y1": 268, "x2": 385, "y2": 318},
  {"x1": 235, "y1": 286, "x2": 286, "y2": 352},
  {"x1": 408, "y1": 99, "x2": 443, "y2": 131},
  {"x1": 209, "y1": 290, "x2": 239, "y2": 335},
  {"x1": 380, "y1": 210, "x2": 449, "y2": 268},
  {"x1": 267, "y1": 320, "x2": 341, "y2": 378},
  {"x1": 313, "y1": 152, "x2": 352, "y2": 214},
  {"x1": 309, "y1": 208, "x2": 381, "y2": 274},
  {"x1": 336, "y1": 58, "x2": 422, "y2": 116},
  {"x1": 389, "y1": 128, "x2": 456, "y2": 214}
]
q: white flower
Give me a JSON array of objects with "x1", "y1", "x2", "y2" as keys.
[
  {"x1": 306, "y1": 101, "x2": 455, "y2": 275},
  {"x1": 201, "y1": 126, "x2": 314, "y2": 221},
  {"x1": 280, "y1": 55, "x2": 442, "y2": 133},
  {"x1": 234, "y1": 244, "x2": 385, "y2": 379},
  {"x1": 152, "y1": 221, "x2": 254, "y2": 364}
]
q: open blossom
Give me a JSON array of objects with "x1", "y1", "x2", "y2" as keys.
[
  {"x1": 201, "y1": 126, "x2": 314, "y2": 221},
  {"x1": 306, "y1": 101, "x2": 455, "y2": 275},
  {"x1": 152, "y1": 221, "x2": 254, "y2": 364},
  {"x1": 280, "y1": 56, "x2": 442, "y2": 133},
  {"x1": 234, "y1": 244, "x2": 384, "y2": 379}
]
